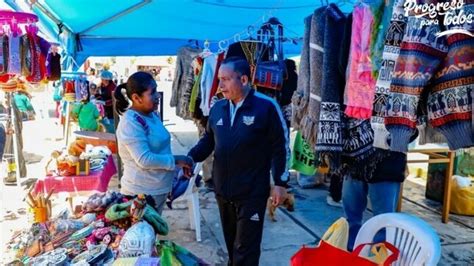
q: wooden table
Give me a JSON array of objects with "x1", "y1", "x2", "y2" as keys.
[{"x1": 398, "y1": 148, "x2": 455, "y2": 223}]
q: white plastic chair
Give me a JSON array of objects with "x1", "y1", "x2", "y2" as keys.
[
  {"x1": 184, "y1": 162, "x2": 202, "y2": 242},
  {"x1": 354, "y1": 213, "x2": 441, "y2": 266}
]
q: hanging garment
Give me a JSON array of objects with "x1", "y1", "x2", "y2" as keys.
[
  {"x1": 199, "y1": 54, "x2": 217, "y2": 116},
  {"x1": 340, "y1": 116, "x2": 387, "y2": 180},
  {"x1": 170, "y1": 45, "x2": 202, "y2": 120},
  {"x1": 8, "y1": 35, "x2": 21, "y2": 74},
  {"x1": 385, "y1": 6, "x2": 474, "y2": 152},
  {"x1": 371, "y1": 0, "x2": 407, "y2": 149},
  {"x1": 299, "y1": 7, "x2": 326, "y2": 148},
  {"x1": 0, "y1": 35, "x2": 8, "y2": 74},
  {"x1": 20, "y1": 34, "x2": 31, "y2": 77},
  {"x1": 189, "y1": 56, "x2": 203, "y2": 115},
  {"x1": 369, "y1": 0, "x2": 393, "y2": 79},
  {"x1": 291, "y1": 15, "x2": 312, "y2": 131},
  {"x1": 315, "y1": 4, "x2": 347, "y2": 169},
  {"x1": 26, "y1": 33, "x2": 50, "y2": 83},
  {"x1": 208, "y1": 52, "x2": 225, "y2": 107},
  {"x1": 344, "y1": 3, "x2": 377, "y2": 119},
  {"x1": 46, "y1": 52, "x2": 61, "y2": 81}
]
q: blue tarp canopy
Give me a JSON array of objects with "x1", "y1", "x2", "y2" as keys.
[{"x1": 17, "y1": 0, "x2": 353, "y2": 69}]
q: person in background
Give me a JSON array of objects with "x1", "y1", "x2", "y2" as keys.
[
  {"x1": 114, "y1": 71, "x2": 193, "y2": 214},
  {"x1": 96, "y1": 70, "x2": 116, "y2": 133},
  {"x1": 14, "y1": 88, "x2": 35, "y2": 120},
  {"x1": 342, "y1": 150, "x2": 407, "y2": 250},
  {"x1": 72, "y1": 88, "x2": 100, "y2": 131},
  {"x1": 187, "y1": 57, "x2": 290, "y2": 266}
]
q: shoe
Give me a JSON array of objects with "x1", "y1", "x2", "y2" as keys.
[{"x1": 326, "y1": 195, "x2": 343, "y2": 208}]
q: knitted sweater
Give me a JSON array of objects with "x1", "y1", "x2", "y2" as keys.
[
  {"x1": 386, "y1": 6, "x2": 474, "y2": 152},
  {"x1": 371, "y1": 0, "x2": 407, "y2": 149}
]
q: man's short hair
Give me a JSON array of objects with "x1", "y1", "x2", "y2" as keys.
[{"x1": 221, "y1": 57, "x2": 251, "y2": 78}]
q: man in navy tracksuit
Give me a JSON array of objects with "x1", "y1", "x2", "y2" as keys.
[{"x1": 188, "y1": 57, "x2": 290, "y2": 266}]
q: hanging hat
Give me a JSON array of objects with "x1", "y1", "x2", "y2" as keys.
[{"x1": 100, "y1": 70, "x2": 113, "y2": 80}]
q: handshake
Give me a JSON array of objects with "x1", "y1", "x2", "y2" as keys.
[{"x1": 173, "y1": 155, "x2": 194, "y2": 178}]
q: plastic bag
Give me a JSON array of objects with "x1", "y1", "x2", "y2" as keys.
[
  {"x1": 291, "y1": 131, "x2": 317, "y2": 176},
  {"x1": 320, "y1": 217, "x2": 349, "y2": 251},
  {"x1": 157, "y1": 240, "x2": 208, "y2": 266},
  {"x1": 450, "y1": 176, "x2": 474, "y2": 216}
]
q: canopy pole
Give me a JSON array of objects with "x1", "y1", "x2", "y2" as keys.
[
  {"x1": 79, "y1": 0, "x2": 152, "y2": 35},
  {"x1": 27, "y1": 0, "x2": 74, "y2": 34}
]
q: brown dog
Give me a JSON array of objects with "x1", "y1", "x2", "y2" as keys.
[{"x1": 267, "y1": 189, "x2": 295, "y2": 222}]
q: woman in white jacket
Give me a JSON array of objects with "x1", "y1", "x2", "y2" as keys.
[{"x1": 114, "y1": 71, "x2": 193, "y2": 213}]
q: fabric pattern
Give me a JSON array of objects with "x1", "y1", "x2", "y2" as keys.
[
  {"x1": 315, "y1": 3, "x2": 347, "y2": 169},
  {"x1": 385, "y1": 3, "x2": 474, "y2": 152},
  {"x1": 8, "y1": 36, "x2": 21, "y2": 74},
  {"x1": 371, "y1": 0, "x2": 407, "y2": 149},
  {"x1": 344, "y1": 3, "x2": 377, "y2": 119},
  {"x1": 299, "y1": 7, "x2": 326, "y2": 148}
]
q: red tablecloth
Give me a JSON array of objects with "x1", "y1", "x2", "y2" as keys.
[{"x1": 34, "y1": 156, "x2": 117, "y2": 195}]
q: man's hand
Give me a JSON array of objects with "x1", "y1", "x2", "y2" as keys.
[
  {"x1": 174, "y1": 155, "x2": 194, "y2": 178},
  {"x1": 271, "y1": 185, "x2": 288, "y2": 207}
]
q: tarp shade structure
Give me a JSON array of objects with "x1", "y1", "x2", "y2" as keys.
[{"x1": 30, "y1": 0, "x2": 354, "y2": 69}]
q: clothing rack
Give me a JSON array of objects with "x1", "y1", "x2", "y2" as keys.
[
  {"x1": 0, "y1": 11, "x2": 39, "y2": 187},
  {"x1": 60, "y1": 71, "x2": 88, "y2": 146}
]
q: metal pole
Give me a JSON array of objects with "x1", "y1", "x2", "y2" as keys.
[{"x1": 9, "y1": 93, "x2": 21, "y2": 187}]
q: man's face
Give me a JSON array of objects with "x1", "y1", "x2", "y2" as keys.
[{"x1": 218, "y1": 64, "x2": 246, "y2": 102}]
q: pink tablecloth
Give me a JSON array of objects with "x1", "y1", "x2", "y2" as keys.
[{"x1": 34, "y1": 156, "x2": 117, "y2": 195}]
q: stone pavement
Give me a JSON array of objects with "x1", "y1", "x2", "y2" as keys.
[{"x1": 1, "y1": 82, "x2": 473, "y2": 265}]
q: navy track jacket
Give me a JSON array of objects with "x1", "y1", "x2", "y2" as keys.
[{"x1": 188, "y1": 89, "x2": 290, "y2": 200}]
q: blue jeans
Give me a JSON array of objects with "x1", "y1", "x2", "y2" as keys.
[{"x1": 342, "y1": 176, "x2": 401, "y2": 250}]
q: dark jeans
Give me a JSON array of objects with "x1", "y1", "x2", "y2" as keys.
[{"x1": 216, "y1": 195, "x2": 267, "y2": 266}]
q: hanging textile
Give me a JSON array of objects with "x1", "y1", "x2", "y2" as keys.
[
  {"x1": 189, "y1": 56, "x2": 203, "y2": 115},
  {"x1": 46, "y1": 52, "x2": 61, "y2": 81},
  {"x1": 208, "y1": 52, "x2": 225, "y2": 107},
  {"x1": 369, "y1": 0, "x2": 392, "y2": 79},
  {"x1": 8, "y1": 35, "x2": 21, "y2": 74},
  {"x1": 25, "y1": 32, "x2": 50, "y2": 83},
  {"x1": 170, "y1": 45, "x2": 202, "y2": 120},
  {"x1": 385, "y1": 5, "x2": 474, "y2": 152},
  {"x1": 371, "y1": 0, "x2": 407, "y2": 149},
  {"x1": 314, "y1": 3, "x2": 347, "y2": 169},
  {"x1": 291, "y1": 14, "x2": 312, "y2": 131},
  {"x1": 199, "y1": 53, "x2": 217, "y2": 116},
  {"x1": 75, "y1": 79, "x2": 89, "y2": 102},
  {"x1": 299, "y1": 7, "x2": 326, "y2": 149},
  {"x1": 0, "y1": 35, "x2": 8, "y2": 74},
  {"x1": 20, "y1": 34, "x2": 30, "y2": 77},
  {"x1": 344, "y1": 2, "x2": 377, "y2": 120}
]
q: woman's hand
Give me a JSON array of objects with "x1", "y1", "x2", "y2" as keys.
[{"x1": 174, "y1": 155, "x2": 194, "y2": 178}]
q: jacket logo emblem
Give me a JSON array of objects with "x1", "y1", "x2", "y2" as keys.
[
  {"x1": 216, "y1": 118, "x2": 223, "y2": 126},
  {"x1": 250, "y1": 213, "x2": 260, "y2": 221},
  {"x1": 243, "y1": 116, "x2": 255, "y2": 126}
]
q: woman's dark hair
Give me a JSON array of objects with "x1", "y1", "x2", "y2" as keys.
[{"x1": 114, "y1": 71, "x2": 157, "y2": 115}]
